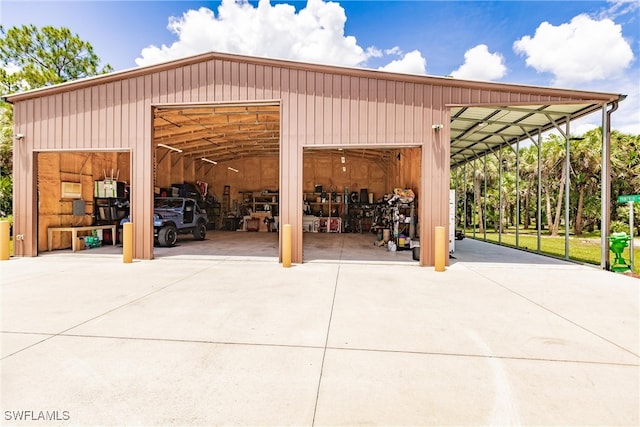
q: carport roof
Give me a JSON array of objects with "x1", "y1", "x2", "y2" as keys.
[
  {"x1": 4, "y1": 51, "x2": 625, "y2": 168},
  {"x1": 448, "y1": 101, "x2": 622, "y2": 168}
]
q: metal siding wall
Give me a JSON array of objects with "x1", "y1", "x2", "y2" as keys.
[
  {"x1": 11, "y1": 54, "x2": 609, "y2": 262},
  {"x1": 418, "y1": 84, "x2": 450, "y2": 266},
  {"x1": 280, "y1": 70, "x2": 302, "y2": 262}
]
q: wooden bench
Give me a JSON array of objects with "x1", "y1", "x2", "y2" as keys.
[{"x1": 47, "y1": 225, "x2": 117, "y2": 252}]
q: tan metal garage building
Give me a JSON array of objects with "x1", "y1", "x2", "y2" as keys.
[{"x1": 5, "y1": 51, "x2": 623, "y2": 266}]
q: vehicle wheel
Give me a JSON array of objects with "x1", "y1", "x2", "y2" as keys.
[
  {"x1": 193, "y1": 221, "x2": 207, "y2": 240},
  {"x1": 158, "y1": 225, "x2": 177, "y2": 247}
]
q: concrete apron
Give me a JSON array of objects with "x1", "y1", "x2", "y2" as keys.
[{"x1": 1, "y1": 238, "x2": 638, "y2": 426}]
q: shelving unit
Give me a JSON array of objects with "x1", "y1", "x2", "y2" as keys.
[
  {"x1": 304, "y1": 193, "x2": 343, "y2": 216},
  {"x1": 94, "y1": 197, "x2": 129, "y2": 225},
  {"x1": 302, "y1": 192, "x2": 345, "y2": 232},
  {"x1": 203, "y1": 202, "x2": 221, "y2": 229},
  {"x1": 241, "y1": 191, "x2": 279, "y2": 216}
]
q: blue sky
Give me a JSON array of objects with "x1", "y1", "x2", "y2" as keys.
[{"x1": 2, "y1": 0, "x2": 639, "y2": 133}]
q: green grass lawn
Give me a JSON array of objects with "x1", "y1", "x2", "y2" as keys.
[{"x1": 464, "y1": 227, "x2": 640, "y2": 274}]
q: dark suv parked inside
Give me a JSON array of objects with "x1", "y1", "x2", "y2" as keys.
[{"x1": 153, "y1": 197, "x2": 209, "y2": 247}]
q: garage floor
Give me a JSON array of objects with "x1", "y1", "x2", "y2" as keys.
[
  {"x1": 76, "y1": 230, "x2": 417, "y2": 263},
  {"x1": 3, "y1": 238, "x2": 638, "y2": 425}
]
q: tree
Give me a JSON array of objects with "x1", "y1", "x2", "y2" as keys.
[
  {"x1": 540, "y1": 135, "x2": 566, "y2": 236},
  {"x1": 571, "y1": 129, "x2": 601, "y2": 235},
  {"x1": 0, "y1": 25, "x2": 113, "y2": 88},
  {"x1": 0, "y1": 25, "x2": 112, "y2": 216},
  {"x1": 518, "y1": 145, "x2": 539, "y2": 230}
]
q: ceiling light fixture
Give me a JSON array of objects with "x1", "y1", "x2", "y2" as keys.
[
  {"x1": 201, "y1": 158, "x2": 217, "y2": 164},
  {"x1": 157, "y1": 143, "x2": 182, "y2": 153},
  {"x1": 227, "y1": 167, "x2": 239, "y2": 173}
]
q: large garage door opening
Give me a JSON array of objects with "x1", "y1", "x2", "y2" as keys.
[
  {"x1": 302, "y1": 146, "x2": 421, "y2": 263},
  {"x1": 152, "y1": 102, "x2": 280, "y2": 258}
]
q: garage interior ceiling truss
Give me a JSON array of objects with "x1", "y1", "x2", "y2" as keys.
[
  {"x1": 153, "y1": 103, "x2": 399, "y2": 165},
  {"x1": 449, "y1": 101, "x2": 607, "y2": 168},
  {"x1": 154, "y1": 101, "x2": 607, "y2": 168}
]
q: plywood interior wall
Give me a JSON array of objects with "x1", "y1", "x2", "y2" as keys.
[
  {"x1": 154, "y1": 147, "x2": 420, "y2": 211},
  {"x1": 303, "y1": 152, "x2": 387, "y2": 200},
  {"x1": 155, "y1": 153, "x2": 279, "y2": 204},
  {"x1": 390, "y1": 147, "x2": 422, "y2": 192},
  {"x1": 38, "y1": 151, "x2": 130, "y2": 251}
]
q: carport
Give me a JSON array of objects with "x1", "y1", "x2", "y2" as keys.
[
  {"x1": 449, "y1": 100, "x2": 623, "y2": 268},
  {"x1": 6, "y1": 51, "x2": 624, "y2": 267}
]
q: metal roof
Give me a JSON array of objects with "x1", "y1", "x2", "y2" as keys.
[
  {"x1": 4, "y1": 51, "x2": 624, "y2": 168},
  {"x1": 449, "y1": 101, "x2": 616, "y2": 168}
]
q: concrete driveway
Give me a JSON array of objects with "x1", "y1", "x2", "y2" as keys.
[{"x1": 1, "y1": 238, "x2": 638, "y2": 426}]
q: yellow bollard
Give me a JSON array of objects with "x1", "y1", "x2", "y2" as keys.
[
  {"x1": 282, "y1": 224, "x2": 291, "y2": 268},
  {"x1": 0, "y1": 221, "x2": 9, "y2": 261},
  {"x1": 435, "y1": 226, "x2": 446, "y2": 272},
  {"x1": 123, "y1": 222, "x2": 133, "y2": 264}
]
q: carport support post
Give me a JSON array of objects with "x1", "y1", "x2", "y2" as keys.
[
  {"x1": 629, "y1": 201, "x2": 635, "y2": 272},
  {"x1": 463, "y1": 163, "x2": 467, "y2": 236},
  {"x1": 498, "y1": 148, "x2": 503, "y2": 244},
  {"x1": 537, "y1": 129, "x2": 542, "y2": 253},
  {"x1": 516, "y1": 141, "x2": 520, "y2": 248},
  {"x1": 601, "y1": 103, "x2": 612, "y2": 270},
  {"x1": 483, "y1": 154, "x2": 487, "y2": 241},
  {"x1": 472, "y1": 158, "x2": 476, "y2": 238},
  {"x1": 565, "y1": 120, "x2": 570, "y2": 260}
]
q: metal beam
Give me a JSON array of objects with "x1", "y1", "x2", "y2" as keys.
[
  {"x1": 601, "y1": 102, "x2": 617, "y2": 269},
  {"x1": 565, "y1": 119, "x2": 570, "y2": 260},
  {"x1": 499, "y1": 147, "x2": 503, "y2": 244},
  {"x1": 516, "y1": 140, "x2": 520, "y2": 248},
  {"x1": 484, "y1": 154, "x2": 487, "y2": 241},
  {"x1": 537, "y1": 129, "x2": 542, "y2": 253}
]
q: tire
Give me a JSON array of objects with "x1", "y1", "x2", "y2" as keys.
[
  {"x1": 158, "y1": 225, "x2": 177, "y2": 247},
  {"x1": 193, "y1": 221, "x2": 207, "y2": 241}
]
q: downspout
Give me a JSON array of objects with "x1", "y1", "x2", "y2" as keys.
[{"x1": 601, "y1": 99, "x2": 620, "y2": 270}]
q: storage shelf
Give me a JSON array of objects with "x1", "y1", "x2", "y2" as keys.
[{"x1": 241, "y1": 191, "x2": 279, "y2": 215}]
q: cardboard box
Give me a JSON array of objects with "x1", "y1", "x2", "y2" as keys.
[
  {"x1": 95, "y1": 180, "x2": 117, "y2": 198},
  {"x1": 76, "y1": 237, "x2": 85, "y2": 251}
]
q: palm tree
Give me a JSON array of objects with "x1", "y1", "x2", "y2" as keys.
[
  {"x1": 519, "y1": 145, "x2": 539, "y2": 230},
  {"x1": 541, "y1": 135, "x2": 566, "y2": 236},
  {"x1": 571, "y1": 129, "x2": 601, "y2": 235}
]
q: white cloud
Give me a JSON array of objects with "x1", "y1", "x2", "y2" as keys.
[
  {"x1": 450, "y1": 44, "x2": 507, "y2": 81},
  {"x1": 513, "y1": 14, "x2": 634, "y2": 87},
  {"x1": 137, "y1": 0, "x2": 374, "y2": 68},
  {"x1": 385, "y1": 46, "x2": 403, "y2": 56},
  {"x1": 377, "y1": 50, "x2": 427, "y2": 75},
  {"x1": 136, "y1": 0, "x2": 428, "y2": 76},
  {"x1": 599, "y1": 0, "x2": 640, "y2": 20}
]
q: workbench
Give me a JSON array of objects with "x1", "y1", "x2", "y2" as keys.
[{"x1": 47, "y1": 224, "x2": 117, "y2": 252}]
